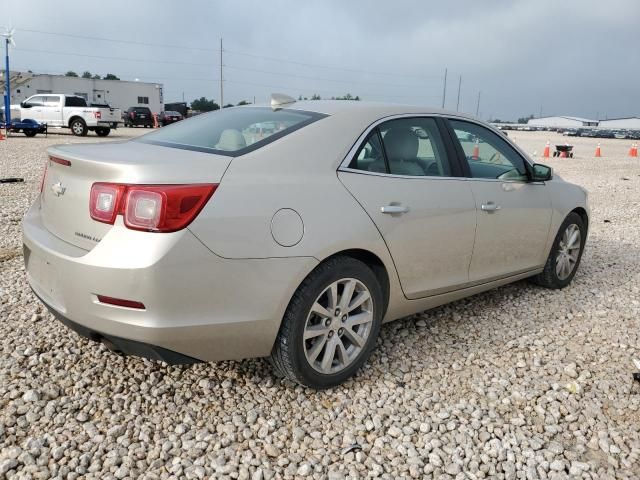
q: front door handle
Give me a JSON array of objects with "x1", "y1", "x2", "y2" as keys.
[
  {"x1": 481, "y1": 202, "x2": 501, "y2": 212},
  {"x1": 381, "y1": 205, "x2": 409, "y2": 214}
]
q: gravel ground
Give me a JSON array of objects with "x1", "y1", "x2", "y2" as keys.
[{"x1": 1, "y1": 128, "x2": 639, "y2": 479}]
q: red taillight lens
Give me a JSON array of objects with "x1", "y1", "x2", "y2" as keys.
[
  {"x1": 94, "y1": 111, "x2": 102, "y2": 119},
  {"x1": 50, "y1": 156, "x2": 71, "y2": 166},
  {"x1": 90, "y1": 183, "x2": 126, "y2": 224},
  {"x1": 89, "y1": 183, "x2": 217, "y2": 232},
  {"x1": 129, "y1": 112, "x2": 135, "y2": 119}
]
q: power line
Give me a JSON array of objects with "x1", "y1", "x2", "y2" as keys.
[
  {"x1": 18, "y1": 27, "x2": 446, "y2": 82},
  {"x1": 20, "y1": 28, "x2": 216, "y2": 52},
  {"x1": 15, "y1": 47, "x2": 212, "y2": 67}
]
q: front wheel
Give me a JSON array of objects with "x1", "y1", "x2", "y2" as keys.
[
  {"x1": 271, "y1": 256, "x2": 383, "y2": 389},
  {"x1": 531, "y1": 212, "x2": 586, "y2": 289},
  {"x1": 24, "y1": 130, "x2": 37, "y2": 137},
  {"x1": 95, "y1": 127, "x2": 110, "y2": 137},
  {"x1": 70, "y1": 118, "x2": 88, "y2": 136}
]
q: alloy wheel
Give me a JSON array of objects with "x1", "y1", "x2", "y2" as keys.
[
  {"x1": 555, "y1": 223, "x2": 581, "y2": 280},
  {"x1": 303, "y1": 278, "x2": 374, "y2": 374}
]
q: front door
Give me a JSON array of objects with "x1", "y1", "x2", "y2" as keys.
[
  {"x1": 338, "y1": 116, "x2": 476, "y2": 299},
  {"x1": 447, "y1": 119, "x2": 552, "y2": 283},
  {"x1": 22, "y1": 95, "x2": 46, "y2": 123}
]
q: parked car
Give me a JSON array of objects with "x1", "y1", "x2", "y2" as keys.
[
  {"x1": 158, "y1": 110, "x2": 183, "y2": 126},
  {"x1": 124, "y1": 107, "x2": 154, "y2": 128},
  {"x1": 19, "y1": 94, "x2": 120, "y2": 136},
  {"x1": 23, "y1": 99, "x2": 589, "y2": 389}
]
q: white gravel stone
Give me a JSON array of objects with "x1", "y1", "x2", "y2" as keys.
[{"x1": 1, "y1": 129, "x2": 640, "y2": 478}]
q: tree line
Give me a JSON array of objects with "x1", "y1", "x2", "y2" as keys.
[
  {"x1": 65, "y1": 71, "x2": 120, "y2": 80},
  {"x1": 191, "y1": 93, "x2": 360, "y2": 112}
]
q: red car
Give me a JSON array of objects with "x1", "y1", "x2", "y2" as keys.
[{"x1": 158, "y1": 110, "x2": 183, "y2": 126}]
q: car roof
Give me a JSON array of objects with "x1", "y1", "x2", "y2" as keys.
[{"x1": 250, "y1": 100, "x2": 479, "y2": 123}]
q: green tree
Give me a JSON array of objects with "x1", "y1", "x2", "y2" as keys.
[
  {"x1": 92, "y1": 74, "x2": 101, "y2": 79},
  {"x1": 223, "y1": 104, "x2": 234, "y2": 108},
  {"x1": 517, "y1": 114, "x2": 534, "y2": 124},
  {"x1": 191, "y1": 97, "x2": 220, "y2": 112},
  {"x1": 311, "y1": 94, "x2": 321, "y2": 100},
  {"x1": 237, "y1": 100, "x2": 251, "y2": 106},
  {"x1": 333, "y1": 93, "x2": 360, "y2": 101},
  {"x1": 103, "y1": 73, "x2": 120, "y2": 80},
  {"x1": 65, "y1": 71, "x2": 78, "y2": 77},
  {"x1": 81, "y1": 71, "x2": 93, "y2": 79}
]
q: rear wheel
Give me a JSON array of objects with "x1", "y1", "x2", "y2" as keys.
[
  {"x1": 24, "y1": 130, "x2": 37, "y2": 137},
  {"x1": 271, "y1": 256, "x2": 383, "y2": 389},
  {"x1": 531, "y1": 212, "x2": 586, "y2": 289},
  {"x1": 95, "y1": 127, "x2": 110, "y2": 137},
  {"x1": 70, "y1": 118, "x2": 88, "y2": 136}
]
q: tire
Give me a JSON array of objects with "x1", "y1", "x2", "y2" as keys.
[
  {"x1": 24, "y1": 130, "x2": 37, "y2": 137},
  {"x1": 270, "y1": 256, "x2": 384, "y2": 389},
  {"x1": 531, "y1": 212, "x2": 586, "y2": 289},
  {"x1": 95, "y1": 128, "x2": 110, "y2": 137},
  {"x1": 70, "y1": 118, "x2": 88, "y2": 136}
]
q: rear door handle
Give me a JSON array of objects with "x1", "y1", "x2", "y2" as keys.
[
  {"x1": 481, "y1": 202, "x2": 501, "y2": 212},
  {"x1": 381, "y1": 205, "x2": 409, "y2": 214}
]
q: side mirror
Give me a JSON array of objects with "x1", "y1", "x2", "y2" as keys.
[
  {"x1": 20, "y1": 101, "x2": 28, "y2": 108},
  {"x1": 531, "y1": 163, "x2": 552, "y2": 182}
]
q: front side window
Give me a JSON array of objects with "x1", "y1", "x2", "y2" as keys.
[
  {"x1": 137, "y1": 107, "x2": 326, "y2": 156},
  {"x1": 349, "y1": 117, "x2": 451, "y2": 177},
  {"x1": 25, "y1": 96, "x2": 45, "y2": 107},
  {"x1": 449, "y1": 120, "x2": 528, "y2": 181}
]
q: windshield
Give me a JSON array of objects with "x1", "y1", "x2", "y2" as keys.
[{"x1": 137, "y1": 106, "x2": 326, "y2": 156}]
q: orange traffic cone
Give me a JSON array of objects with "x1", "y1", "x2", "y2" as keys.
[
  {"x1": 0, "y1": 129, "x2": 5, "y2": 141},
  {"x1": 594, "y1": 143, "x2": 601, "y2": 158},
  {"x1": 543, "y1": 141, "x2": 550, "y2": 158},
  {"x1": 633, "y1": 143, "x2": 639, "y2": 157},
  {"x1": 471, "y1": 140, "x2": 480, "y2": 160}
]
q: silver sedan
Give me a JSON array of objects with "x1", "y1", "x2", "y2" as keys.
[{"x1": 23, "y1": 96, "x2": 589, "y2": 388}]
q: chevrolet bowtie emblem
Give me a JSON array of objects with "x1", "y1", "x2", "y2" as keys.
[{"x1": 51, "y1": 182, "x2": 66, "y2": 196}]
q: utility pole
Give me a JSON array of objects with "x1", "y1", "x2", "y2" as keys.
[
  {"x1": 441, "y1": 68, "x2": 447, "y2": 109},
  {"x1": 219, "y1": 38, "x2": 224, "y2": 108},
  {"x1": 456, "y1": 75, "x2": 462, "y2": 112},
  {"x1": 3, "y1": 36, "x2": 11, "y2": 127},
  {"x1": 475, "y1": 91, "x2": 481, "y2": 117}
]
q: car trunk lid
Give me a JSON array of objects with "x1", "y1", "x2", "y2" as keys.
[{"x1": 41, "y1": 141, "x2": 232, "y2": 250}]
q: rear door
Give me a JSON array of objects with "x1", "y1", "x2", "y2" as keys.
[
  {"x1": 338, "y1": 116, "x2": 476, "y2": 299},
  {"x1": 445, "y1": 118, "x2": 552, "y2": 282},
  {"x1": 42, "y1": 95, "x2": 63, "y2": 126}
]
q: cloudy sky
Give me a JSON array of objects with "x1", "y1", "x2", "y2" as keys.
[{"x1": 3, "y1": 0, "x2": 639, "y2": 120}]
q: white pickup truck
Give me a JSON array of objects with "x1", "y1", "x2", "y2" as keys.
[{"x1": 19, "y1": 94, "x2": 121, "y2": 137}]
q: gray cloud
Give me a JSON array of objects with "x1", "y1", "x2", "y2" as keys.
[{"x1": 3, "y1": 0, "x2": 639, "y2": 119}]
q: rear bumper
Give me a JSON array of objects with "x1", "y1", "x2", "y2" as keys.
[
  {"x1": 22, "y1": 201, "x2": 317, "y2": 363},
  {"x1": 34, "y1": 287, "x2": 201, "y2": 364}
]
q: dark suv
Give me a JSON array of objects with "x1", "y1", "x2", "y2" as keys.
[{"x1": 124, "y1": 107, "x2": 154, "y2": 128}]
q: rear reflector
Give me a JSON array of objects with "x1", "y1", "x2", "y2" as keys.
[
  {"x1": 97, "y1": 295, "x2": 145, "y2": 309},
  {"x1": 89, "y1": 183, "x2": 217, "y2": 232},
  {"x1": 50, "y1": 156, "x2": 71, "y2": 166}
]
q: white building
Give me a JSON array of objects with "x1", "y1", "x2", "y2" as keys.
[
  {"x1": 1, "y1": 71, "x2": 164, "y2": 113},
  {"x1": 598, "y1": 117, "x2": 640, "y2": 130},
  {"x1": 528, "y1": 116, "x2": 598, "y2": 129}
]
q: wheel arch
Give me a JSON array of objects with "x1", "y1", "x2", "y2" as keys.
[
  {"x1": 68, "y1": 115, "x2": 86, "y2": 128},
  {"x1": 317, "y1": 248, "x2": 390, "y2": 316},
  {"x1": 570, "y1": 207, "x2": 589, "y2": 232}
]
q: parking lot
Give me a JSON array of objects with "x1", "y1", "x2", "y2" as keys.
[{"x1": 1, "y1": 128, "x2": 639, "y2": 479}]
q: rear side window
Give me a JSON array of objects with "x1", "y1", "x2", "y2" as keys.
[
  {"x1": 137, "y1": 107, "x2": 326, "y2": 156},
  {"x1": 349, "y1": 117, "x2": 451, "y2": 177},
  {"x1": 65, "y1": 96, "x2": 87, "y2": 107}
]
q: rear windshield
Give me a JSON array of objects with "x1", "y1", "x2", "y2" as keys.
[
  {"x1": 134, "y1": 107, "x2": 151, "y2": 113},
  {"x1": 136, "y1": 106, "x2": 326, "y2": 156},
  {"x1": 165, "y1": 111, "x2": 181, "y2": 116}
]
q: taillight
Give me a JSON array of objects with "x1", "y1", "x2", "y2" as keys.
[
  {"x1": 94, "y1": 111, "x2": 102, "y2": 119},
  {"x1": 129, "y1": 112, "x2": 135, "y2": 119},
  {"x1": 89, "y1": 183, "x2": 217, "y2": 232}
]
